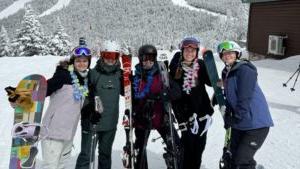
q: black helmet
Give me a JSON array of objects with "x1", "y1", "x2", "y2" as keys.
[{"x1": 138, "y1": 44, "x2": 157, "y2": 62}]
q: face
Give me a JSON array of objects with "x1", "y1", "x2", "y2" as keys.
[
  {"x1": 183, "y1": 47, "x2": 197, "y2": 63},
  {"x1": 221, "y1": 51, "x2": 237, "y2": 65},
  {"x1": 74, "y1": 57, "x2": 89, "y2": 72},
  {"x1": 141, "y1": 55, "x2": 155, "y2": 70},
  {"x1": 103, "y1": 58, "x2": 117, "y2": 66}
]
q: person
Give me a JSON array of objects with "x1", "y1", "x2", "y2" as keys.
[
  {"x1": 169, "y1": 36, "x2": 214, "y2": 169},
  {"x1": 217, "y1": 40, "x2": 274, "y2": 169},
  {"x1": 40, "y1": 43, "x2": 92, "y2": 169},
  {"x1": 132, "y1": 44, "x2": 182, "y2": 169},
  {"x1": 75, "y1": 40, "x2": 124, "y2": 169}
]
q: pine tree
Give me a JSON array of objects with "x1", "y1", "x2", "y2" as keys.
[
  {"x1": 47, "y1": 17, "x2": 72, "y2": 56},
  {"x1": 11, "y1": 5, "x2": 47, "y2": 56},
  {"x1": 0, "y1": 25, "x2": 11, "y2": 57}
]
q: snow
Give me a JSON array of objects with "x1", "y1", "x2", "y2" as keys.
[
  {"x1": 171, "y1": 0, "x2": 227, "y2": 19},
  {"x1": 0, "y1": 0, "x2": 34, "y2": 20},
  {"x1": 0, "y1": 53, "x2": 300, "y2": 169},
  {"x1": 39, "y1": 0, "x2": 72, "y2": 18}
]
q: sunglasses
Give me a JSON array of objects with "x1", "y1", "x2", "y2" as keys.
[
  {"x1": 73, "y1": 47, "x2": 91, "y2": 57},
  {"x1": 141, "y1": 55, "x2": 156, "y2": 62},
  {"x1": 100, "y1": 51, "x2": 120, "y2": 60},
  {"x1": 181, "y1": 40, "x2": 199, "y2": 49},
  {"x1": 217, "y1": 42, "x2": 234, "y2": 54}
]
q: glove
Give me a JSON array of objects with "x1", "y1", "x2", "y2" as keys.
[
  {"x1": 199, "y1": 115, "x2": 213, "y2": 136},
  {"x1": 90, "y1": 111, "x2": 101, "y2": 125},
  {"x1": 160, "y1": 89, "x2": 170, "y2": 103},
  {"x1": 211, "y1": 93, "x2": 218, "y2": 107},
  {"x1": 5, "y1": 86, "x2": 18, "y2": 102},
  {"x1": 188, "y1": 113, "x2": 199, "y2": 135}
]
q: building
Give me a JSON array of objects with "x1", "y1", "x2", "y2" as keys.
[{"x1": 243, "y1": 0, "x2": 300, "y2": 58}]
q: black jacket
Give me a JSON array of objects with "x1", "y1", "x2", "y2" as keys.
[{"x1": 169, "y1": 52, "x2": 214, "y2": 124}]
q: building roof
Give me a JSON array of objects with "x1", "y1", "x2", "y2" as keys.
[{"x1": 242, "y1": 0, "x2": 279, "y2": 3}]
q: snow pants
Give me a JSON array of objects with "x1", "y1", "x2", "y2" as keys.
[
  {"x1": 134, "y1": 125, "x2": 182, "y2": 169},
  {"x1": 230, "y1": 127, "x2": 270, "y2": 169},
  {"x1": 181, "y1": 127, "x2": 207, "y2": 169},
  {"x1": 41, "y1": 139, "x2": 73, "y2": 169},
  {"x1": 75, "y1": 128, "x2": 116, "y2": 169}
]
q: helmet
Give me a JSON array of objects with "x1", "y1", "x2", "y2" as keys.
[
  {"x1": 100, "y1": 40, "x2": 121, "y2": 60},
  {"x1": 70, "y1": 45, "x2": 92, "y2": 67},
  {"x1": 180, "y1": 36, "x2": 200, "y2": 49},
  {"x1": 101, "y1": 40, "x2": 121, "y2": 53},
  {"x1": 138, "y1": 44, "x2": 157, "y2": 62},
  {"x1": 217, "y1": 41, "x2": 242, "y2": 59}
]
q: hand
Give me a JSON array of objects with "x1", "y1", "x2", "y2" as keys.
[
  {"x1": 160, "y1": 89, "x2": 170, "y2": 103},
  {"x1": 216, "y1": 79, "x2": 223, "y2": 88},
  {"x1": 211, "y1": 93, "x2": 218, "y2": 107},
  {"x1": 90, "y1": 111, "x2": 101, "y2": 125}
]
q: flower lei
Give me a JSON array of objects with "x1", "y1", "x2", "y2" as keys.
[
  {"x1": 133, "y1": 72, "x2": 154, "y2": 99},
  {"x1": 182, "y1": 59, "x2": 200, "y2": 95},
  {"x1": 68, "y1": 65, "x2": 89, "y2": 101}
]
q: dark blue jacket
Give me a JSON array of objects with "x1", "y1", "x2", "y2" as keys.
[{"x1": 222, "y1": 60, "x2": 273, "y2": 130}]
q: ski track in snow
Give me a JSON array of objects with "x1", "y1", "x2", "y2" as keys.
[
  {"x1": 0, "y1": 0, "x2": 34, "y2": 20},
  {"x1": 0, "y1": 53, "x2": 300, "y2": 168},
  {"x1": 39, "y1": 0, "x2": 72, "y2": 17},
  {"x1": 171, "y1": 0, "x2": 227, "y2": 19}
]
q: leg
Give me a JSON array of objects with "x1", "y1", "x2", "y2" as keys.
[
  {"x1": 234, "y1": 128, "x2": 269, "y2": 169},
  {"x1": 134, "y1": 128, "x2": 150, "y2": 169},
  {"x1": 97, "y1": 129, "x2": 117, "y2": 169},
  {"x1": 57, "y1": 140, "x2": 73, "y2": 169},
  {"x1": 41, "y1": 139, "x2": 64, "y2": 169},
  {"x1": 75, "y1": 129, "x2": 94, "y2": 169}
]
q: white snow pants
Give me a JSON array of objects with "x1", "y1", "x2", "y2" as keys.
[{"x1": 41, "y1": 139, "x2": 73, "y2": 169}]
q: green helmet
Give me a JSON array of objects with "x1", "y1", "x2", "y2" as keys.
[{"x1": 217, "y1": 41, "x2": 242, "y2": 59}]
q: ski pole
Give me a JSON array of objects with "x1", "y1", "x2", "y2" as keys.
[{"x1": 89, "y1": 124, "x2": 97, "y2": 169}]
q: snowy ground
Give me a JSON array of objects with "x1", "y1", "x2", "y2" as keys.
[{"x1": 0, "y1": 52, "x2": 300, "y2": 169}]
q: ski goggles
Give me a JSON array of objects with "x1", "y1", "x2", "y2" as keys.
[
  {"x1": 72, "y1": 46, "x2": 91, "y2": 57},
  {"x1": 181, "y1": 39, "x2": 200, "y2": 49},
  {"x1": 140, "y1": 55, "x2": 156, "y2": 62},
  {"x1": 217, "y1": 41, "x2": 235, "y2": 54},
  {"x1": 100, "y1": 51, "x2": 120, "y2": 60}
]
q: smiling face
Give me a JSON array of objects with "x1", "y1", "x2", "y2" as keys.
[
  {"x1": 74, "y1": 57, "x2": 89, "y2": 72},
  {"x1": 221, "y1": 51, "x2": 237, "y2": 65},
  {"x1": 183, "y1": 47, "x2": 197, "y2": 63}
]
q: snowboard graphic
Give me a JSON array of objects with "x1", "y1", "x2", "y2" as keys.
[{"x1": 7, "y1": 74, "x2": 47, "y2": 169}]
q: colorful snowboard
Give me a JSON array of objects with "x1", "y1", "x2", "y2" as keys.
[{"x1": 8, "y1": 74, "x2": 47, "y2": 169}]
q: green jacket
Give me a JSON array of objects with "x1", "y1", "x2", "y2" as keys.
[{"x1": 82, "y1": 59, "x2": 123, "y2": 131}]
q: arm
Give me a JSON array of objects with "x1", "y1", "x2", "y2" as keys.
[
  {"x1": 235, "y1": 65, "x2": 257, "y2": 119},
  {"x1": 46, "y1": 67, "x2": 68, "y2": 96}
]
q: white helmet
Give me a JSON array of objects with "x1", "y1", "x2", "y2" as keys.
[{"x1": 101, "y1": 40, "x2": 121, "y2": 53}]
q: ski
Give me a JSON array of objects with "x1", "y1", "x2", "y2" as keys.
[
  {"x1": 157, "y1": 61, "x2": 178, "y2": 169},
  {"x1": 121, "y1": 54, "x2": 135, "y2": 169},
  {"x1": 202, "y1": 50, "x2": 231, "y2": 169}
]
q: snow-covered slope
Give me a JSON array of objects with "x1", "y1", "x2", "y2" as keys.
[
  {"x1": 39, "y1": 0, "x2": 72, "y2": 17},
  {"x1": 0, "y1": 53, "x2": 299, "y2": 168},
  {"x1": 0, "y1": 0, "x2": 34, "y2": 20}
]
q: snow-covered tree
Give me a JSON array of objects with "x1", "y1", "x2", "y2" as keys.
[
  {"x1": 0, "y1": 26, "x2": 11, "y2": 57},
  {"x1": 47, "y1": 17, "x2": 72, "y2": 56},
  {"x1": 11, "y1": 5, "x2": 48, "y2": 56}
]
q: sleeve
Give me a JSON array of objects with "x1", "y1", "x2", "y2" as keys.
[
  {"x1": 46, "y1": 68, "x2": 67, "y2": 96},
  {"x1": 235, "y1": 65, "x2": 257, "y2": 119},
  {"x1": 119, "y1": 69, "x2": 125, "y2": 96}
]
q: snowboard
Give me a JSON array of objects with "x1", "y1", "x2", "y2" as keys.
[
  {"x1": 202, "y1": 50, "x2": 231, "y2": 169},
  {"x1": 121, "y1": 54, "x2": 135, "y2": 169},
  {"x1": 7, "y1": 74, "x2": 47, "y2": 169}
]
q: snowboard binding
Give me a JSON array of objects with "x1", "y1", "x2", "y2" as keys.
[{"x1": 12, "y1": 122, "x2": 43, "y2": 143}]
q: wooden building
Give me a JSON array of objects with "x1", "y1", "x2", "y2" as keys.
[{"x1": 243, "y1": 0, "x2": 300, "y2": 58}]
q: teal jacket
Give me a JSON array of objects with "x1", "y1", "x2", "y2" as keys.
[{"x1": 81, "y1": 59, "x2": 123, "y2": 131}]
